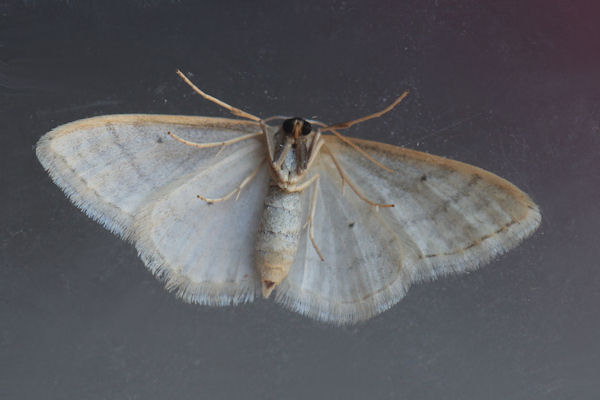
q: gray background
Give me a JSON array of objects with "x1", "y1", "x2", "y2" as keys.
[{"x1": 2, "y1": 1, "x2": 599, "y2": 399}]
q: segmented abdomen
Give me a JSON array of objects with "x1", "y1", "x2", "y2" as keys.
[{"x1": 255, "y1": 183, "x2": 302, "y2": 280}]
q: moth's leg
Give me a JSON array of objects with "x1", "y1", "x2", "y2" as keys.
[
  {"x1": 305, "y1": 178, "x2": 325, "y2": 261},
  {"x1": 288, "y1": 174, "x2": 324, "y2": 261},
  {"x1": 303, "y1": 134, "x2": 325, "y2": 172},
  {"x1": 322, "y1": 90, "x2": 409, "y2": 131},
  {"x1": 168, "y1": 130, "x2": 262, "y2": 155},
  {"x1": 286, "y1": 173, "x2": 319, "y2": 193},
  {"x1": 323, "y1": 145, "x2": 394, "y2": 210},
  {"x1": 330, "y1": 129, "x2": 393, "y2": 173},
  {"x1": 176, "y1": 70, "x2": 261, "y2": 122},
  {"x1": 197, "y1": 158, "x2": 266, "y2": 203}
]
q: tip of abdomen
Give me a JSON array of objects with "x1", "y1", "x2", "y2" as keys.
[{"x1": 262, "y1": 280, "x2": 277, "y2": 298}]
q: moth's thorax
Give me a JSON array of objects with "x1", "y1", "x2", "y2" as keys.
[
  {"x1": 261, "y1": 117, "x2": 323, "y2": 190},
  {"x1": 270, "y1": 141, "x2": 304, "y2": 187},
  {"x1": 255, "y1": 183, "x2": 303, "y2": 298}
]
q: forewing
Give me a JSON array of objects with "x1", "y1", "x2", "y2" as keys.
[
  {"x1": 37, "y1": 114, "x2": 267, "y2": 304},
  {"x1": 36, "y1": 114, "x2": 262, "y2": 236},
  {"x1": 276, "y1": 136, "x2": 541, "y2": 324}
]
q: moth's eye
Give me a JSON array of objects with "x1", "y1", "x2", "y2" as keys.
[
  {"x1": 282, "y1": 118, "x2": 296, "y2": 135},
  {"x1": 301, "y1": 120, "x2": 312, "y2": 136}
]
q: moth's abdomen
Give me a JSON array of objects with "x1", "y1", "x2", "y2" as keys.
[{"x1": 256, "y1": 183, "x2": 302, "y2": 298}]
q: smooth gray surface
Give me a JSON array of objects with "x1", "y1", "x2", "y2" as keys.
[{"x1": 2, "y1": 1, "x2": 599, "y2": 399}]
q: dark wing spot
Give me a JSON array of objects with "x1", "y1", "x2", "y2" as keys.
[
  {"x1": 157, "y1": 137, "x2": 163, "y2": 143},
  {"x1": 420, "y1": 174, "x2": 427, "y2": 182},
  {"x1": 348, "y1": 222, "x2": 355, "y2": 228}
]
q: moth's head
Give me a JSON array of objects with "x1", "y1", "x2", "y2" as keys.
[
  {"x1": 261, "y1": 116, "x2": 323, "y2": 186},
  {"x1": 281, "y1": 117, "x2": 313, "y2": 140}
]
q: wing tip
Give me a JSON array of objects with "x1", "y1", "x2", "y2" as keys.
[
  {"x1": 413, "y1": 202, "x2": 542, "y2": 284},
  {"x1": 36, "y1": 131, "x2": 131, "y2": 238}
]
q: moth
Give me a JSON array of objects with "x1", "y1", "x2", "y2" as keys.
[{"x1": 36, "y1": 70, "x2": 541, "y2": 324}]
